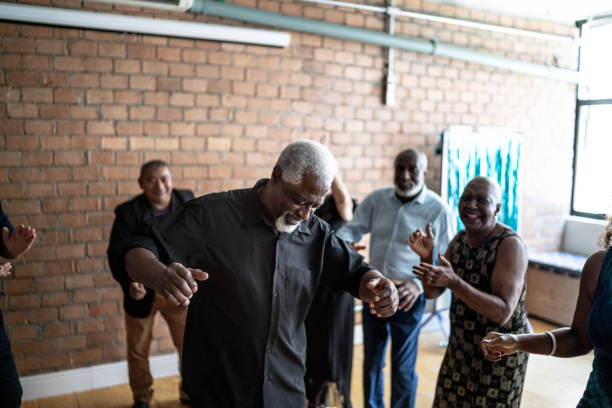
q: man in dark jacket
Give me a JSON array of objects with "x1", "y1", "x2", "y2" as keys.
[
  {"x1": 107, "y1": 160, "x2": 194, "y2": 408},
  {"x1": 0, "y1": 201, "x2": 36, "y2": 407}
]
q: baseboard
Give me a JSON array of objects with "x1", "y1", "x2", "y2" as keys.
[{"x1": 20, "y1": 353, "x2": 179, "y2": 401}]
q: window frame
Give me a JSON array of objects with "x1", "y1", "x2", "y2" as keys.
[{"x1": 570, "y1": 22, "x2": 612, "y2": 220}]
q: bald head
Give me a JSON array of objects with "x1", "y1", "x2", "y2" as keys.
[
  {"x1": 458, "y1": 176, "x2": 502, "y2": 232},
  {"x1": 466, "y1": 176, "x2": 501, "y2": 205}
]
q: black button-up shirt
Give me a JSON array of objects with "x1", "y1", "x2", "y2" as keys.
[{"x1": 127, "y1": 180, "x2": 373, "y2": 408}]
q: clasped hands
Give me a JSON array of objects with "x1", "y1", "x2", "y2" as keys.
[{"x1": 406, "y1": 223, "x2": 457, "y2": 289}]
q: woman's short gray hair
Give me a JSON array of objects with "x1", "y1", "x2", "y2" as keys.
[{"x1": 275, "y1": 139, "x2": 337, "y2": 188}]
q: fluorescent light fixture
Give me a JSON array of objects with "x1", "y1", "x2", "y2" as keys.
[{"x1": 0, "y1": 2, "x2": 291, "y2": 47}]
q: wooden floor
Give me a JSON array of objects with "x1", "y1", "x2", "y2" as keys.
[{"x1": 23, "y1": 318, "x2": 593, "y2": 408}]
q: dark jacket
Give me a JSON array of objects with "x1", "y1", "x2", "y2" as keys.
[
  {"x1": 0, "y1": 201, "x2": 14, "y2": 259},
  {"x1": 107, "y1": 189, "x2": 194, "y2": 317}
]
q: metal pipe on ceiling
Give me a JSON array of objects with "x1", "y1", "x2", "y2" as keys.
[
  {"x1": 191, "y1": 0, "x2": 579, "y2": 83},
  {"x1": 300, "y1": 0, "x2": 576, "y2": 44},
  {"x1": 0, "y1": 2, "x2": 291, "y2": 47}
]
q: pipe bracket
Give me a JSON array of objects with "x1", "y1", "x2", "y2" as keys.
[{"x1": 430, "y1": 38, "x2": 438, "y2": 56}]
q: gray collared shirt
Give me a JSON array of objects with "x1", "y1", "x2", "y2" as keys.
[
  {"x1": 126, "y1": 179, "x2": 372, "y2": 408},
  {"x1": 336, "y1": 186, "x2": 455, "y2": 291}
]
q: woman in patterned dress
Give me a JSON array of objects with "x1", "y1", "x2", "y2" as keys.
[
  {"x1": 482, "y1": 218, "x2": 612, "y2": 407},
  {"x1": 408, "y1": 176, "x2": 529, "y2": 407}
]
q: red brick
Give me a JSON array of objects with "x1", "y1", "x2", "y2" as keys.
[
  {"x1": 87, "y1": 89, "x2": 113, "y2": 104},
  {"x1": 54, "y1": 56, "x2": 84, "y2": 71},
  {"x1": 27, "y1": 307, "x2": 58, "y2": 323},
  {"x1": 70, "y1": 73, "x2": 100, "y2": 87},
  {"x1": 57, "y1": 120, "x2": 85, "y2": 135},
  {"x1": 99, "y1": 43, "x2": 125, "y2": 58},
  {"x1": 101, "y1": 105, "x2": 128, "y2": 119},
  {"x1": 169, "y1": 63, "x2": 194, "y2": 77},
  {"x1": 156, "y1": 77, "x2": 181, "y2": 91},
  {"x1": 6, "y1": 71, "x2": 38, "y2": 86},
  {"x1": 101, "y1": 74, "x2": 128, "y2": 89},
  {"x1": 11, "y1": 326, "x2": 38, "y2": 341},
  {"x1": 157, "y1": 47, "x2": 181, "y2": 61},
  {"x1": 9, "y1": 294, "x2": 40, "y2": 309},
  {"x1": 4, "y1": 38, "x2": 35, "y2": 53},
  {"x1": 44, "y1": 322, "x2": 70, "y2": 336},
  {"x1": 90, "y1": 302, "x2": 117, "y2": 317},
  {"x1": 60, "y1": 304, "x2": 88, "y2": 320},
  {"x1": 73, "y1": 289, "x2": 99, "y2": 304},
  {"x1": 7, "y1": 103, "x2": 38, "y2": 118},
  {"x1": 70, "y1": 41, "x2": 98, "y2": 56},
  {"x1": 115, "y1": 121, "x2": 143, "y2": 135},
  {"x1": 127, "y1": 44, "x2": 155, "y2": 59},
  {"x1": 129, "y1": 106, "x2": 155, "y2": 120},
  {"x1": 114, "y1": 59, "x2": 141, "y2": 74},
  {"x1": 114, "y1": 90, "x2": 140, "y2": 104},
  {"x1": 3, "y1": 278, "x2": 33, "y2": 295},
  {"x1": 74, "y1": 348, "x2": 103, "y2": 365},
  {"x1": 183, "y1": 49, "x2": 207, "y2": 63},
  {"x1": 54, "y1": 88, "x2": 84, "y2": 103},
  {"x1": 169, "y1": 93, "x2": 194, "y2": 107},
  {"x1": 144, "y1": 91, "x2": 168, "y2": 105},
  {"x1": 57, "y1": 335, "x2": 86, "y2": 351}
]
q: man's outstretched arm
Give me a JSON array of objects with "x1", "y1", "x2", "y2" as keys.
[{"x1": 125, "y1": 247, "x2": 208, "y2": 306}]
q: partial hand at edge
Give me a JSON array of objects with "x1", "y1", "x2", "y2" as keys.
[{"x1": 0, "y1": 262, "x2": 12, "y2": 278}]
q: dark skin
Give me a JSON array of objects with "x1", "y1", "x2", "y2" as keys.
[
  {"x1": 125, "y1": 166, "x2": 398, "y2": 317},
  {"x1": 407, "y1": 177, "x2": 527, "y2": 325},
  {"x1": 482, "y1": 249, "x2": 603, "y2": 360}
]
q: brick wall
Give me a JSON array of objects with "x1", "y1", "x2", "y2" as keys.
[{"x1": 0, "y1": 0, "x2": 578, "y2": 375}]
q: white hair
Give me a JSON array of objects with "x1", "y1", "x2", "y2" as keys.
[{"x1": 275, "y1": 139, "x2": 337, "y2": 188}]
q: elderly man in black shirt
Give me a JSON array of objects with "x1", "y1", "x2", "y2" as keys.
[{"x1": 124, "y1": 140, "x2": 399, "y2": 408}]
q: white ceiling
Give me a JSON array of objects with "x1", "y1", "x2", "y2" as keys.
[{"x1": 436, "y1": 0, "x2": 612, "y2": 25}]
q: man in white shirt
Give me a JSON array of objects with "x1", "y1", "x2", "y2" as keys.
[{"x1": 336, "y1": 149, "x2": 455, "y2": 408}]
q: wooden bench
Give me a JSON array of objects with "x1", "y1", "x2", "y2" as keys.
[{"x1": 525, "y1": 251, "x2": 587, "y2": 326}]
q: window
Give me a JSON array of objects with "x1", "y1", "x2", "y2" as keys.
[{"x1": 572, "y1": 19, "x2": 612, "y2": 218}]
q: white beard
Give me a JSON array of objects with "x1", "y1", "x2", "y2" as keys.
[
  {"x1": 396, "y1": 182, "x2": 423, "y2": 199},
  {"x1": 275, "y1": 211, "x2": 300, "y2": 233}
]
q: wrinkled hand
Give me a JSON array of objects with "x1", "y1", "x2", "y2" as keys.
[
  {"x1": 394, "y1": 280, "x2": 420, "y2": 312},
  {"x1": 0, "y1": 262, "x2": 12, "y2": 278},
  {"x1": 349, "y1": 242, "x2": 366, "y2": 252},
  {"x1": 3, "y1": 225, "x2": 37, "y2": 259},
  {"x1": 129, "y1": 282, "x2": 147, "y2": 301},
  {"x1": 406, "y1": 223, "x2": 434, "y2": 260},
  {"x1": 481, "y1": 332, "x2": 519, "y2": 361},
  {"x1": 364, "y1": 277, "x2": 398, "y2": 318},
  {"x1": 413, "y1": 253, "x2": 456, "y2": 288},
  {"x1": 155, "y1": 262, "x2": 209, "y2": 306}
]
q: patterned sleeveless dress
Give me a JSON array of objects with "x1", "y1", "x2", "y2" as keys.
[
  {"x1": 578, "y1": 248, "x2": 612, "y2": 407},
  {"x1": 434, "y1": 226, "x2": 530, "y2": 408}
]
